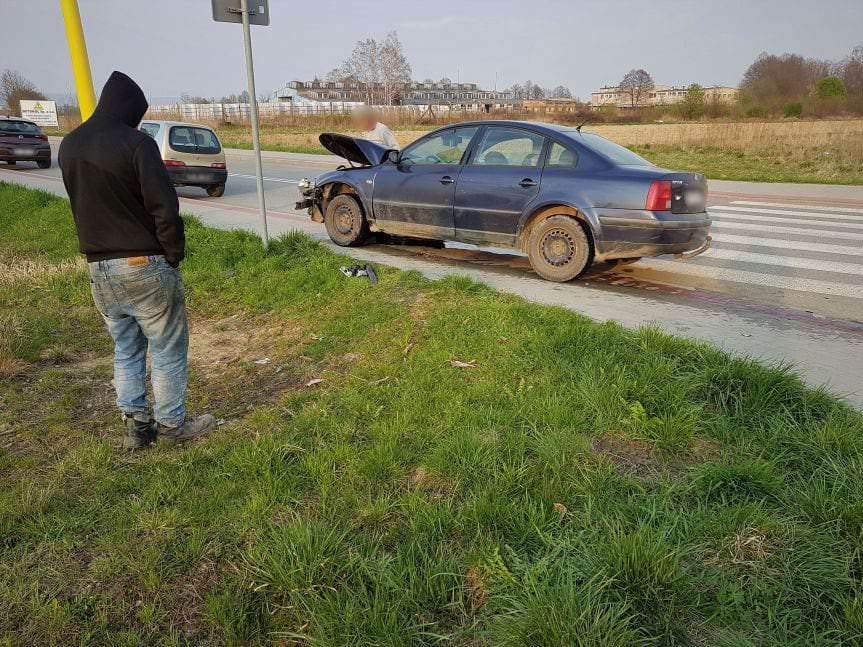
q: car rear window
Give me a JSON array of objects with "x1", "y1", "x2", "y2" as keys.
[
  {"x1": 140, "y1": 123, "x2": 160, "y2": 139},
  {"x1": 565, "y1": 131, "x2": 652, "y2": 166},
  {"x1": 169, "y1": 126, "x2": 221, "y2": 154},
  {"x1": 0, "y1": 120, "x2": 41, "y2": 135}
]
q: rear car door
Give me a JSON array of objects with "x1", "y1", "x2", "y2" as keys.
[
  {"x1": 373, "y1": 127, "x2": 478, "y2": 240},
  {"x1": 454, "y1": 126, "x2": 546, "y2": 247}
]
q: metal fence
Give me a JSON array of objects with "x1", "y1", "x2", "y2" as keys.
[{"x1": 144, "y1": 102, "x2": 518, "y2": 122}]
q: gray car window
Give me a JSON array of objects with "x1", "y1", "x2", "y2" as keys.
[
  {"x1": 546, "y1": 142, "x2": 579, "y2": 168},
  {"x1": 566, "y1": 131, "x2": 652, "y2": 166},
  {"x1": 169, "y1": 126, "x2": 221, "y2": 154},
  {"x1": 471, "y1": 127, "x2": 545, "y2": 167},
  {"x1": 140, "y1": 123, "x2": 160, "y2": 139},
  {"x1": 400, "y1": 127, "x2": 478, "y2": 166}
]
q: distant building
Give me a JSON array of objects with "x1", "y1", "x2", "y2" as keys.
[
  {"x1": 590, "y1": 84, "x2": 739, "y2": 109},
  {"x1": 522, "y1": 98, "x2": 583, "y2": 113},
  {"x1": 274, "y1": 80, "x2": 514, "y2": 107}
]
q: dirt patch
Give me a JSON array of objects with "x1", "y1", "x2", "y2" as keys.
[
  {"x1": 593, "y1": 433, "x2": 721, "y2": 478},
  {"x1": 407, "y1": 466, "x2": 452, "y2": 500},
  {"x1": 188, "y1": 313, "x2": 312, "y2": 417}
]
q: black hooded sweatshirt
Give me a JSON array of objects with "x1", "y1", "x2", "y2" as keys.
[{"x1": 59, "y1": 71, "x2": 184, "y2": 266}]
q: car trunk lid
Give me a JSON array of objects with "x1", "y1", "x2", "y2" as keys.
[
  {"x1": 666, "y1": 172, "x2": 707, "y2": 214},
  {"x1": 319, "y1": 133, "x2": 388, "y2": 167}
]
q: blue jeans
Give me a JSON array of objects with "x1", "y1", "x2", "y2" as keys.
[{"x1": 88, "y1": 256, "x2": 188, "y2": 427}]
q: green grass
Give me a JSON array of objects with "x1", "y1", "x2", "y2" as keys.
[
  {"x1": 632, "y1": 144, "x2": 863, "y2": 185},
  {"x1": 2, "y1": 181, "x2": 863, "y2": 645}
]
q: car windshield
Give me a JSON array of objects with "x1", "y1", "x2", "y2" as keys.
[
  {"x1": 564, "y1": 131, "x2": 652, "y2": 166},
  {"x1": 0, "y1": 120, "x2": 40, "y2": 135}
]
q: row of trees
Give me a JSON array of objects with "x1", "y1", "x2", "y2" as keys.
[
  {"x1": 509, "y1": 81, "x2": 573, "y2": 101},
  {"x1": 740, "y1": 46, "x2": 863, "y2": 116}
]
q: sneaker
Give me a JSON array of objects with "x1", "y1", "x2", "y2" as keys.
[
  {"x1": 156, "y1": 414, "x2": 216, "y2": 445},
  {"x1": 122, "y1": 413, "x2": 156, "y2": 450}
]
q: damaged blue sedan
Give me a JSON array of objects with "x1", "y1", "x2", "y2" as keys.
[{"x1": 296, "y1": 120, "x2": 711, "y2": 282}]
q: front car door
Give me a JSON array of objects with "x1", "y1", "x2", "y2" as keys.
[
  {"x1": 454, "y1": 126, "x2": 546, "y2": 247},
  {"x1": 372, "y1": 127, "x2": 478, "y2": 240}
]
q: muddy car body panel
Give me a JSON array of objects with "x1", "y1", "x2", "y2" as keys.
[{"x1": 298, "y1": 121, "x2": 711, "y2": 279}]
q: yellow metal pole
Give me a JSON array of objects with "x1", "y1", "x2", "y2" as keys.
[{"x1": 59, "y1": 0, "x2": 97, "y2": 120}]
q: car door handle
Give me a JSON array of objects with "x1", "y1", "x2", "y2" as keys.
[
  {"x1": 519, "y1": 178, "x2": 537, "y2": 188},
  {"x1": 439, "y1": 176, "x2": 455, "y2": 184}
]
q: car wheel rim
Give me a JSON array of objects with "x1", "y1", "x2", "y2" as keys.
[
  {"x1": 541, "y1": 229, "x2": 575, "y2": 267},
  {"x1": 334, "y1": 206, "x2": 354, "y2": 235}
]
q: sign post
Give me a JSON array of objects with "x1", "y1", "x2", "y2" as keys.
[{"x1": 212, "y1": 0, "x2": 270, "y2": 250}]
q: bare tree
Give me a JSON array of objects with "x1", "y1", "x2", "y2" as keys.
[
  {"x1": 843, "y1": 45, "x2": 863, "y2": 98},
  {"x1": 619, "y1": 69, "x2": 654, "y2": 107},
  {"x1": 379, "y1": 32, "x2": 411, "y2": 105},
  {"x1": 741, "y1": 52, "x2": 830, "y2": 105},
  {"x1": 551, "y1": 85, "x2": 573, "y2": 99},
  {"x1": 329, "y1": 32, "x2": 411, "y2": 105},
  {"x1": 509, "y1": 83, "x2": 525, "y2": 100},
  {"x1": 530, "y1": 84, "x2": 546, "y2": 100},
  {"x1": 0, "y1": 69, "x2": 47, "y2": 115}
]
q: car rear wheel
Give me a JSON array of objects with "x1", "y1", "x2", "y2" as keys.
[
  {"x1": 206, "y1": 183, "x2": 225, "y2": 198},
  {"x1": 37, "y1": 159, "x2": 51, "y2": 169},
  {"x1": 324, "y1": 194, "x2": 369, "y2": 246},
  {"x1": 526, "y1": 215, "x2": 592, "y2": 282}
]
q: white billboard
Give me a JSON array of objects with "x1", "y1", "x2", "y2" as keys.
[{"x1": 19, "y1": 100, "x2": 59, "y2": 128}]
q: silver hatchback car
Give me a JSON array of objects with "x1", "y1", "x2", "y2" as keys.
[{"x1": 139, "y1": 120, "x2": 228, "y2": 197}]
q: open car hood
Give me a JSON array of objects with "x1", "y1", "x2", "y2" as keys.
[{"x1": 319, "y1": 133, "x2": 389, "y2": 167}]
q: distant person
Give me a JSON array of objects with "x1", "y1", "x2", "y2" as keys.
[
  {"x1": 353, "y1": 107, "x2": 400, "y2": 150},
  {"x1": 58, "y1": 71, "x2": 214, "y2": 450}
]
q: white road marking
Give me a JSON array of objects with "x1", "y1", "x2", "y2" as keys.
[
  {"x1": 710, "y1": 232, "x2": 863, "y2": 257},
  {"x1": 709, "y1": 220, "x2": 863, "y2": 241},
  {"x1": 716, "y1": 205, "x2": 863, "y2": 222},
  {"x1": 701, "y1": 247, "x2": 863, "y2": 276},
  {"x1": 731, "y1": 200, "x2": 863, "y2": 215},
  {"x1": 640, "y1": 257, "x2": 863, "y2": 298},
  {"x1": 710, "y1": 207, "x2": 863, "y2": 227},
  {"x1": 228, "y1": 173, "x2": 299, "y2": 184}
]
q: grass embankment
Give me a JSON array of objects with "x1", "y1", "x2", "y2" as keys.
[
  {"x1": 216, "y1": 118, "x2": 863, "y2": 185},
  {"x1": 3, "y1": 182, "x2": 863, "y2": 645}
]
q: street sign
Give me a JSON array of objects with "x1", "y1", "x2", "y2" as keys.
[
  {"x1": 212, "y1": 0, "x2": 269, "y2": 26},
  {"x1": 20, "y1": 100, "x2": 59, "y2": 127}
]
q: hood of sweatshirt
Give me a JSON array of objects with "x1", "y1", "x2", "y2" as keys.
[{"x1": 91, "y1": 71, "x2": 148, "y2": 127}]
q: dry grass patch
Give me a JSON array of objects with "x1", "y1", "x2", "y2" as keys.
[{"x1": 0, "y1": 256, "x2": 86, "y2": 289}]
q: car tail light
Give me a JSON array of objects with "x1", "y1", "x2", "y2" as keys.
[
  {"x1": 164, "y1": 159, "x2": 186, "y2": 167},
  {"x1": 210, "y1": 162, "x2": 226, "y2": 169},
  {"x1": 36, "y1": 134, "x2": 48, "y2": 141},
  {"x1": 645, "y1": 180, "x2": 672, "y2": 211}
]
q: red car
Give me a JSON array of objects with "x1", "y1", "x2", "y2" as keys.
[{"x1": 0, "y1": 116, "x2": 52, "y2": 168}]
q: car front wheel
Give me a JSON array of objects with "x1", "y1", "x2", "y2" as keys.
[
  {"x1": 324, "y1": 194, "x2": 369, "y2": 246},
  {"x1": 526, "y1": 215, "x2": 592, "y2": 282}
]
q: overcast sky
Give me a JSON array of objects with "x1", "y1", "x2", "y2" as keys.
[{"x1": 2, "y1": 0, "x2": 862, "y2": 102}]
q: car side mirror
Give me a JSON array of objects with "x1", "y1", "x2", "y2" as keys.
[{"x1": 387, "y1": 149, "x2": 401, "y2": 165}]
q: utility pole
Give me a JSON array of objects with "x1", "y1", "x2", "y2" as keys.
[{"x1": 59, "y1": 0, "x2": 97, "y2": 120}]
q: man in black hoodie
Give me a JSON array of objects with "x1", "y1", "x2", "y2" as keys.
[{"x1": 59, "y1": 71, "x2": 213, "y2": 449}]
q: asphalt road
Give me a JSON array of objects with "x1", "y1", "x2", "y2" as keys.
[{"x1": 2, "y1": 142, "x2": 862, "y2": 407}]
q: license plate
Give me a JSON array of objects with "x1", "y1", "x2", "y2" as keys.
[
  {"x1": 13, "y1": 147, "x2": 35, "y2": 156},
  {"x1": 187, "y1": 173, "x2": 210, "y2": 182},
  {"x1": 684, "y1": 190, "x2": 705, "y2": 210}
]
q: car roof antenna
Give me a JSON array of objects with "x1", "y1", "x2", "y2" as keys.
[{"x1": 576, "y1": 121, "x2": 588, "y2": 132}]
